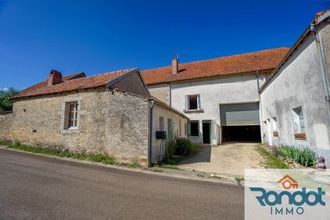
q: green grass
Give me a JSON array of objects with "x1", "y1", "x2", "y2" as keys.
[
  {"x1": 256, "y1": 145, "x2": 289, "y2": 169},
  {"x1": 6, "y1": 141, "x2": 115, "y2": 165},
  {"x1": 235, "y1": 177, "x2": 244, "y2": 185},
  {"x1": 160, "y1": 164, "x2": 180, "y2": 170},
  {"x1": 0, "y1": 140, "x2": 9, "y2": 146},
  {"x1": 127, "y1": 160, "x2": 142, "y2": 168}
]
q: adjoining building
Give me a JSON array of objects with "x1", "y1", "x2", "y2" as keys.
[
  {"x1": 260, "y1": 10, "x2": 330, "y2": 166},
  {"x1": 142, "y1": 48, "x2": 289, "y2": 145},
  {"x1": 0, "y1": 68, "x2": 188, "y2": 166}
]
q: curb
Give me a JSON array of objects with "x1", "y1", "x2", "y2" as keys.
[{"x1": 0, "y1": 146, "x2": 240, "y2": 186}]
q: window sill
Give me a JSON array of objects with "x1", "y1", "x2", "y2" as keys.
[
  {"x1": 184, "y1": 109, "x2": 204, "y2": 113},
  {"x1": 294, "y1": 133, "x2": 306, "y2": 140},
  {"x1": 62, "y1": 128, "x2": 79, "y2": 134}
]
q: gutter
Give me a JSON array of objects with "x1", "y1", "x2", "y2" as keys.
[{"x1": 148, "y1": 99, "x2": 154, "y2": 167}]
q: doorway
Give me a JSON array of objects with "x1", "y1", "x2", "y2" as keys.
[
  {"x1": 202, "y1": 121, "x2": 211, "y2": 144},
  {"x1": 222, "y1": 125, "x2": 261, "y2": 142}
]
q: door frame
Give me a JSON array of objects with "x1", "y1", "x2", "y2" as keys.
[{"x1": 202, "y1": 120, "x2": 211, "y2": 144}]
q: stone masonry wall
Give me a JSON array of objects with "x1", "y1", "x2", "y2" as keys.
[{"x1": 0, "y1": 88, "x2": 149, "y2": 166}]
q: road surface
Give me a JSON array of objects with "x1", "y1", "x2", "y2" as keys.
[{"x1": 0, "y1": 149, "x2": 244, "y2": 219}]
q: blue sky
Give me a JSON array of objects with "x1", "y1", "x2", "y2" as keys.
[{"x1": 0, "y1": 0, "x2": 329, "y2": 90}]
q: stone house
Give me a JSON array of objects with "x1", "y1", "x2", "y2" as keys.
[
  {"x1": 142, "y1": 48, "x2": 289, "y2": 145},
  {"x1": 0, "y1": 68, "x2": 188, "y2": 166},
  {"x1": 260, "y1": 10, "x2": 330, "y2": 165}
]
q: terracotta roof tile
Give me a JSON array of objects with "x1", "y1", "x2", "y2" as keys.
[
  {"x1": 14, "y1": 69, "x2": 135, "y2": 99},
  {"x1": 141, "y1": 47, "x2": 289, "y2": 85}
]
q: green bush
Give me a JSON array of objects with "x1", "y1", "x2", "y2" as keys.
[
  {"x1": 165, "y1": 139, "x2": 176, "y2": 160},
  {"x1": 277, "y1": 146, "x2": 317, "y2": 167},
  {"x1": 175, "y1": 138, "x2": 198, "y2": 156}
]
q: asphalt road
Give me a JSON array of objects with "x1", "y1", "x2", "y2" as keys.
[{"x1": 0, "y1": 149, "x2": 244, "y2": 220}]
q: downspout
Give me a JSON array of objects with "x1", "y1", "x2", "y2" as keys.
[
  {"x1": 256, "y1": 67, "x2": 260, "y2": 91},
  {"x1": 256, "y1": 67, "x2": 264, "y2": 144},
  {"x1": 311, "y1": 23, "x2": 330, "y2": 102},
  {"x1": 169, "y1": 83, "x2": 172, "y2": 107},
  {"x1": 148, "y1": 99, "x2": 154, "y2": 167}
]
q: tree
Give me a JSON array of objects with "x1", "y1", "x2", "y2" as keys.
[{"x1": 0, "y1": 88, "x2": 19, "y2": 112}]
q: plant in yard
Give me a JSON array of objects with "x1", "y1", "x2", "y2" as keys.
[
  {"x1": 277, "y1": 146, "x2": 317, "y2": 167},
  {"x1": 164, "y1": 139, "x2": 176, "y2": 161},
  {"x1": 175, "y1": 138, "x2": 198, "y2": 155}
]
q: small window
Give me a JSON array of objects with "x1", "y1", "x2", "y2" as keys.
[
  {"x1": 64, "y1": 102, "x2": 78, "y2": 129},
  {"x1": 292, "y1": 107, "x2": 305, "y2": 133},
  {"x1": 159, "y1": 116, "x2": 164, "y2": 131},
  {"x1": 186, "y1": 95, "x2": 200, "y2": 110},
  {"x1": 190, "y1": 121, "x2": 199, "y2": 136}
]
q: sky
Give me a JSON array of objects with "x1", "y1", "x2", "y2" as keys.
[{"x1": 0, "y1": 0, "x2": 329, "y2": 90}]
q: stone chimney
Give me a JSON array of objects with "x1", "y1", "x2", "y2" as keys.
[
  {"x1": 48, "y1": 69, "x2": 62, "y2": 86},
  {"x1": 172, "y1": 57, "x2": 179, "y2": 75}
]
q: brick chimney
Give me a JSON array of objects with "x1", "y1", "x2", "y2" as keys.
[
  {"x1": 172, "y1": 57, "x2": 179, "y2": 75},
  {"x1": 48, "y1": 69, "x2": 62, "y2": 86}
]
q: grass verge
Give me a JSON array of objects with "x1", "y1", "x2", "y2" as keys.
[
  {"x1": 5, "y1": 141, "x2": 115, "y2": 165},
  {"x1": 256, "y1": 145, "x2": 288, "y2": 169}
]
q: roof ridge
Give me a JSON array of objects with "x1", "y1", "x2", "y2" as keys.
[
  {"x1": 82, "y1": 67, "x2": 137, "y2": 79},
  {"x1": 142, "y1": 47, "x2": 289, "y2": 72}
]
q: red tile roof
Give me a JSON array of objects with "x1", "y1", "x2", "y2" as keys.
[
  {"x1": 142, "y1": 47, "x2": 289, "y2": 85},
  {"x1": 14, "y1": 69, "x2": 135, "y2": 99}
]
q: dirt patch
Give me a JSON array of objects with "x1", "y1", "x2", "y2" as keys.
[{"x1": 178, "y1": 143, "x2": 265, "y2": 176}]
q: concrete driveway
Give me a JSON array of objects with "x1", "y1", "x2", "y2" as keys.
[{"x1": 178, "y1": 143, "x2": 264, "y2": 177}]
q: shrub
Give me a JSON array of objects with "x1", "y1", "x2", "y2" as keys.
[
  {"x1": 277, "y1": 146, "x2": 317, "y2": 167},
  {"x1": 175, "y1": 138, "x2": 198, "y2": 156},
  {"x1": 165, "y1": 139, "x2": 176, "y2": 160}
]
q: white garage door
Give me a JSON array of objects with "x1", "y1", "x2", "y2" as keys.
[{"x1": 220, "y1": 102, "x2": 260, "y2": 126}]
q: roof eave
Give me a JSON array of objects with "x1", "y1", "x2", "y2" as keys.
[{"x1": 259, "y1": 10, "x2": 330, "y2": 93}]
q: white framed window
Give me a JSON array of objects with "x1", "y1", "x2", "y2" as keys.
[
  {"x1": 64, "y1": 102, "x2": 79, "y2": 129},
  {"x1": 186, "y1": 94, "x2": 201, "y2": 110},
  {"x1": 292, "y1": 107, "x2": 305, "y2": 133},
  {"x1": 189, "y1": 120, "x2": 199, "y2": 136}
]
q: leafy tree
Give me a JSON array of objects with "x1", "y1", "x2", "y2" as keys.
[{"x1": 0, "y1": 88, "x2": 19, "y2": 112}]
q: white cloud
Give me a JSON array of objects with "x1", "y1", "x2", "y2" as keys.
[{"x1": 0, "y1": 88, "x2": 9, "y2": 91}]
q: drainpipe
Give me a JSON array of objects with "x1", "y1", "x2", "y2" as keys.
[
  {"x1": 256, "y1": 67, "x2": 260, "y2": 92},
  {"x1": 169, "y1": 83, "x2": 172, "y2": 107},
  {"x1": 148, "y1": 99, "x2": 154, "y2": 167},
  {"x1": 311, "y1": 23, "x2": 330, "y2": 102}
]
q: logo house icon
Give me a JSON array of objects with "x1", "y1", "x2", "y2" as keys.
[{"x1": 277, "y1": 175, "x2": 299, "y2": 189}]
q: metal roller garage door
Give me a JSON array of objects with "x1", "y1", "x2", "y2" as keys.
[
  {"x1": 220, "y1": 102, "x2": 260, "y2": 126},
  {"x1": 220, "y1": 102, "x2": 261, "y2": 142}
]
